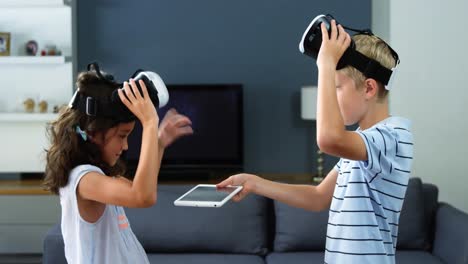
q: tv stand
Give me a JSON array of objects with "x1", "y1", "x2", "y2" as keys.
[{"x1": 125, "y1": 165, "x2": 243, "y2": 183}]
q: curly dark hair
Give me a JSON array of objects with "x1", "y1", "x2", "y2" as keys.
[{"x1": 43, "y1": 70, "x2": 128, "y2": 194}]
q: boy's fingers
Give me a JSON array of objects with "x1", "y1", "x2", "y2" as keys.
[
  {"x1": 233, "y1": 190, "x2": 248, "y2": 202},
  {"x1": 320, "y1": 23, "x2": 329, "y2": 41},
  {"x1": 337, "y1": 24, "x2": 346, "y2": 43},
  {"x1": 217, "y1": 176, "x2": 234, "y2": 188},
  {"x1": 330, "y1": 20, "x2": 337, "y2": 40},
  {"x1": 344, "y1": 33, "x2": 352, "y2": 47}
]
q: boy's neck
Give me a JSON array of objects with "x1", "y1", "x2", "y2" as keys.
[{"x1": 358, "y1": 101, "x2": 390, "y2": 130}]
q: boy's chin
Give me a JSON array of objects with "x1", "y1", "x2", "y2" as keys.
[
  {"x1": 344, "y1": 119, "x2": 356, "y2": 126},
  {"x1": 344, "y1": 119, "x2": 359, "y2": 127}
]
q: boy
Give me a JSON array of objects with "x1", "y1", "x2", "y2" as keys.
[{"x1": 217, "y1": 20, "x2": 413, "y2": 263}]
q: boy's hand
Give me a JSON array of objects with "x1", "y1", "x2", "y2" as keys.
[
  {"x1": 316, "y1": 19, "x2": 352, "y2": 69},
  {"x1": 118, "y1": 79, "x2": 159, "y2": 126},
  {"x1": 158, "y1": 108, "x2": 193, "y2": 149},
  {"x1": 216, "y1": 173, "x2": 259, "y2": 202}
]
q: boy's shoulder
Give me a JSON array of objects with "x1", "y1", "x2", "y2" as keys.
[
  {"x1": 358, "y1": 116, "x2": 413, "y2": 144},
  {"x1": 351, "y1": 116, "x2": 413, "y2": 176},
  {"x1": 369, "y1": 116, "x2": 412, "y2": 133}
]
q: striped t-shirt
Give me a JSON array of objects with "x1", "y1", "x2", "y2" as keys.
[{"x1": 325, "y1": 116, "x2": 414, "y2": 264}]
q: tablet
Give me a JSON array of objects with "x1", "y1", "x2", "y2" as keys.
[{"x1": 174, "y1": 184, "x2": 243, "y2": 208}]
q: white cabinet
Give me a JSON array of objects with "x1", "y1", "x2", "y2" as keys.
[
  {"x1": 0, "y1": 195, "x2": 60, "y2": 253},
  {"x1": 0, "y1": 0, "x2": 76, "y2": 172}
]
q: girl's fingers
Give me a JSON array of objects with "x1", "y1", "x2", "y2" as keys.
[
  {"x1": 139, "y1": 79, "x2": 150, "y2": 100},
  {"x1": 118, "y1": 89, "x2": 132, "y2": 108},
  {"x1": 129, "y1": 79, "x2": 143, "y2": 99},
  {"x1": 124, "y1": 81, "x2": 136, "y2": 102}
]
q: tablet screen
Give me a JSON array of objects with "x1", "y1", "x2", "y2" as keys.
[{"x1": 179, "y1": 186, "x2": 239, "y2": 202}]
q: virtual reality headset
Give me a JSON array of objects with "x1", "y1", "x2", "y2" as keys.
[
  {"x1": 299, "y1": 14, "x2": 400, "y2": 88},
  {"x1": 68, "y1": 62, "x2": 169, "y2": 122}
]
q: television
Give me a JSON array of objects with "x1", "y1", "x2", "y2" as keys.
[{"x1": 125, "y1": 84, "x2": 244, "y2": 178}]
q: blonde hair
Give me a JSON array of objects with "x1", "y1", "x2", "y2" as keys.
[{"x1": 340, "y1": 34, "x2": 397, "y2": 100}]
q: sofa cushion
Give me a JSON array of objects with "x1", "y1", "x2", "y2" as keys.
[
  {"x1": 147, "y1": 254, "x2": 265, "y2": 264},
  {"x1": 126, "y1": 185, "x2": 271, "y2": 254},
  {"x1": 273, "y1": 200, "x2": 328, "y2": 251},
  {"x1": 396, "y1": 250, "x2": 444, "y2": 264},
  {"x1": 266, "y1": 252, "x2": 324, "y2": 264},
  {"x1": 42, "y1": 223, "x2": 66, "y2": 264},
  {"x1": 397, "y1": 177, "x2": 428, "y2": 250},
  {"x1": 422, "y1": 183, "x2": 439, "y2": 249}
]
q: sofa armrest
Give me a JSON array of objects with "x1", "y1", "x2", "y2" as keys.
[
  {"x1": 42, "y1": 223, "x2": 66, "y2": 264},
  {"x1": 432, "y1": 203, "x2": 468, "y2": 264}
]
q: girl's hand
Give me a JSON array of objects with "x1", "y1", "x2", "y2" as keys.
[
  {"x1": 158, "y1": 108, "x2": 193, "y2": 149},
  {"x1": 118, "y1": 79, "x2": 159, "y2": 126},
  {"x1": 316, "y1": 20, "x2": 352, "y2": 69},
  {"x1": 216, "y1": 173, "x2": 259, "y2": 202}
]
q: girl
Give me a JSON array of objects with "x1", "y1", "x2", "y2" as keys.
[{"x1": 43, "y1": 68, "x2": 193, "y2": 263}]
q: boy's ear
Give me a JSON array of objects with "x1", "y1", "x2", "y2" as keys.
[{"x1": 364, "y1": 78, "x2": 379, "y2": 100}]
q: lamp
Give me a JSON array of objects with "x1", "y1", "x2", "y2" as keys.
[{"x1": 301, "y1": 86, "x2": 324, "y2": 182}]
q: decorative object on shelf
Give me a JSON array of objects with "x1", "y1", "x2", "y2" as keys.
[
  {"x1": 46, "y1": 45, "x2": 57, "y2": 55},
  {"x1": 38, "y1": 100, "x2": 48, "y2": 113},
  {"x1": 40, "y1": 44, "x2": 62, "y2": 56},
  {"x1": 23, "y1": 98, "x2": 35, "y2": 113},
  {"x1": 301, "y1": 85, "x2": 325, "y2": 183},
  {"x1": 25, "y1": 40, "x2": 38, "y2": 56},
  {"x1": 0, "y1": 32, "x2": 11, "y2": 56},
  {"x1": 314, "y1": 150, "x2": 324, "y2": 182}
]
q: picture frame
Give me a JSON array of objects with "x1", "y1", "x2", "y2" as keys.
[{"x1": 0, "y1": 32, "x2": 11, "y2": 56}]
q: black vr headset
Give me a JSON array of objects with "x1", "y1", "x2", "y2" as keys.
[
  {"x1": 299, "y1": 14, "x2": 400, "y2": 87},
  {"x1": 68, "y1": 62, "x2": 169, "y2": 122}
]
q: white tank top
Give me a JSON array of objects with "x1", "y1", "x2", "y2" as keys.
[{"x1": 59, "y1": 165, "x2": 150, "y2": 264}]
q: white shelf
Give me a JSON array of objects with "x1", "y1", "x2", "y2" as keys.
[
  {"x1": 0, "y1": 113, "x2": 58, "y2": 122},
  {"x1": 0, "y1": 0, "x2": 70, "y2": 7},
  {"x1": 0, "y1": 56, "x2": 71, "y2": 64}
]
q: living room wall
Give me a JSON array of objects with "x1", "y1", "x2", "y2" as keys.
[
  {"x1": 373, "y1": 0, "x2": 468, "y2": 213},
  {"x1": 77, "y1": 0, "x2": 371, "y2": 174}
]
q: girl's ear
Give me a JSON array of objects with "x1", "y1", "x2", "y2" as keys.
[{"x1": 364, "y1": 78, "x2": 378, "y2": 100}]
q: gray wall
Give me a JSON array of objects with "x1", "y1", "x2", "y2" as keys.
[
  {"x1": 77, "y1": 0, "x2": 371, "y2": 174},
  {"x1": 374, "y1": 0, "x2": 468, "y2": 212}
]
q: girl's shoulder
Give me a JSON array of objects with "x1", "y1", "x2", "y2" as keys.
[
  {"x1": 70, "y1": 164, "x2": 104, "y2": 176},
  {"x1": 62, "y1": 164, "x2": 105, "y2": 191}
]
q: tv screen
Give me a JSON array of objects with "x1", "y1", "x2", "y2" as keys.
[{"x1": 125, "y1": 84, "x2": 243, "y2": 170}]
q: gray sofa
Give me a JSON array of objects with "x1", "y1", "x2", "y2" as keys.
[{"x1": 43, "y1": 177, "x2": 468, "y2": 264}]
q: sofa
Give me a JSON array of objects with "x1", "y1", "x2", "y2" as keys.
[{"x1": 43, "y1": 177, "x2": 468, "y2": 264}]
